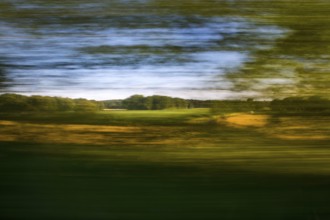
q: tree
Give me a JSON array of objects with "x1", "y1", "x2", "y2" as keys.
[
  {"x1": 270, "y1": 96, "x2": 330, "y2": 115},
  {"x1": 28, "y1": 95, "x2": 58, "y2": 111},
  {"x1": 123, "y1": 95, "x2": 146, "y2": 110},
  {"x1": 174, "y1": 98, "x2": 188, "y2": 109},
  {"x1": 55, "y1": 97, "x2": 75, "y2": 111},
  {"x1": 0, "y1": 93, "x2": 30, "y2": 112},
  {"x1": 74, "y1": 99, "x2": 99, "y2": 112},
  {"x1": 144, "y1": 96, "x2": 153, "y2": 110},
  {"x1": 151, "y1": 95, "x2": 171, "y2": 110},
  {"x1": 122, "y1": 95, "x2": 189, "y2": 110}
]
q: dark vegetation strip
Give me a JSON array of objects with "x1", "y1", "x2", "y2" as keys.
[{"x1": 1, "y1": 93, "x2": 330, "y2": 116}]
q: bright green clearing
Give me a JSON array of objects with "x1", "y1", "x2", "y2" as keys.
[{"x1": 1, "y1": 109, "x2": 330, "y2": 219}]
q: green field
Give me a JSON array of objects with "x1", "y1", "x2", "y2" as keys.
[{"x1": 1, "y1": 109, "x2": 330, "y2": 219}]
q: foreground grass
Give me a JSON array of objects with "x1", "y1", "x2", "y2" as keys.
[{"x1": 1, "y1": 109, "x2": 330, "y2": 219}]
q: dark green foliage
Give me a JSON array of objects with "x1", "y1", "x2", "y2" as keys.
[
  {"x1": 211, "y1": 99, "x2": 270, "y2": 114},
  {"x1": 187, "y1": 100, "x2": 213, "y2": 108},
  {"x1": 74, "y1": 98, "x2": 100, "y2": 112},
  {"x1": 55, "y1": 97, "x2": 75, "y2": 111},
  {"x1": 211, "y1": 96, "x2": 330, "y2": 115},
  {"x1": 105, "y1": 97, "x2": 212, "y2": 110},
  {"x1": 103, "y1": 99, "x2": 124, "y2": 109},
  {"x1": 122, "y1": 95, "x2": 188, "y2": 110},
  {"x1": 28, "y1": 95, "x2": 58, "y2": 111},
  {"x1": 270, "y1": 96, "x2": 330, "y2": 115},
  {"x1": 0, "y1": 93, "x2": 103, "y2": 112},
  {"x1": 122, "y1": 95, "x2": 147, "y2": 110},
  {"x1": 0, "y1": 93, "x2": 31, "y2": 111}
]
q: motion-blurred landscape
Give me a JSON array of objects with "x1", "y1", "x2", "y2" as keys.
[{"x1": 1, "y1": 1, "x2": 330, "y2": 219}]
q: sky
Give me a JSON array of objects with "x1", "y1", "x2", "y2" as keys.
[{"x1": 1, "y1": 0, "x2": 328, "y2": 100}]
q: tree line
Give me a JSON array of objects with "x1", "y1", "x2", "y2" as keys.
[
  {"x1": 270, "y1": 96, "x2": 330, "y2": 115},
  {"x1": 0, "y1": 93, "x2": 200, "y2": 112},
  {"x1": 0, "y1": 93, "x2": 103, "y2": 112},
  {"x1": 210, "y1": 99, "x2": 270, "y2": 114},
  {"x1": 211, "y1": 96, "x2": 330, "y2": 115},
  {"x1": 121, "y1": 95, "x2": 189, "y2": 110},
  {"x1": 104, "y1": 96, "x2": 214, "y2": 110},
  {"x1": 1, "y1": 93, "x2": 329, "y2": 114}
]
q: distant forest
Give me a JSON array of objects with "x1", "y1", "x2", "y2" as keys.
[
  {"x1": 0, "y1": 93, "x2": 103, "y2": 112},
  {"x1": 0, "y1": 93, "x2": 330, "y2": 115}
]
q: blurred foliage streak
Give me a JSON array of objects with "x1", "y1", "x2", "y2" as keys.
[
  {"x1": 153, "y1": 0, "x2": 330, "y2": 98},
  {"x1": 224, "y1": 0, "x2": 330, "y2": 98}
]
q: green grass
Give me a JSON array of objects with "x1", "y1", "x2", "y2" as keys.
[
  {"x1": 0, "y1": 108, "x2": 211, "y2": 126},
  {"x1": 1, "y1": 110, "x2": 330, "y2": 219}
]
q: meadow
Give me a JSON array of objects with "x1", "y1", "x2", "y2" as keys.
[{"x1": 1, "y1": 109, "x2": 330, "y2": 219}]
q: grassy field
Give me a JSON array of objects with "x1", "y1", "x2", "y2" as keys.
[{"x1": 1, "y1": 109, "x2": 330, "y2": 219}]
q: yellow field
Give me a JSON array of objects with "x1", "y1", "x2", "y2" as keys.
[
  {"x1": 1, "y1": 112, "x2": 329, "y2": 146},
  {"x1": 213, "y1": 113, "x2": 330, "y2": 140}
]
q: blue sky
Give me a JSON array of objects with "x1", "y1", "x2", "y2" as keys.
[{"x1": 0, "y1": 1, "x2": 287, "y2": 100}]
